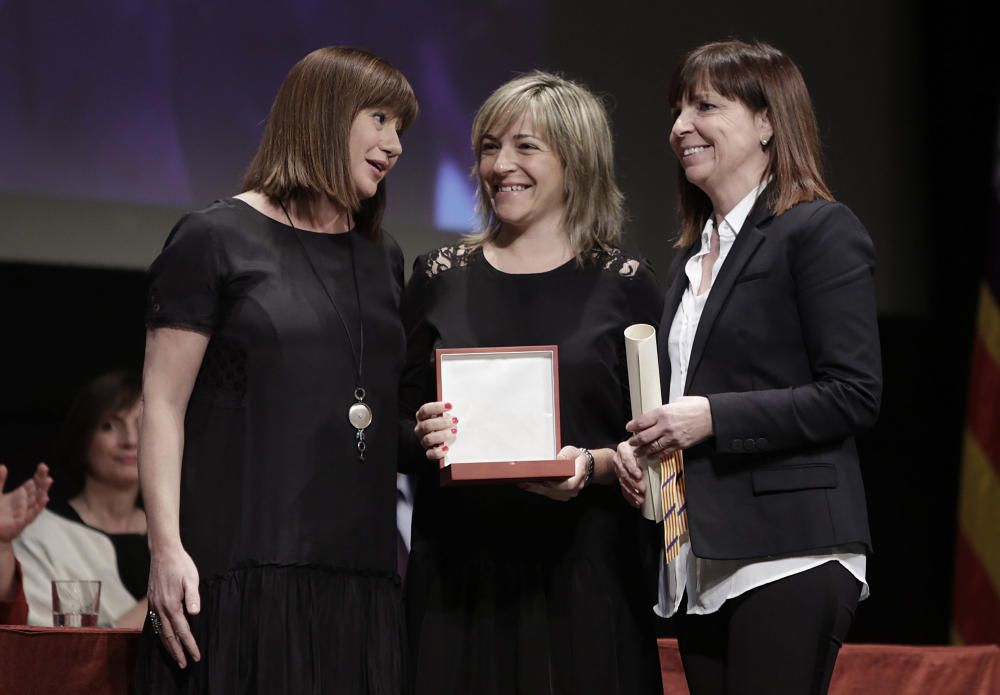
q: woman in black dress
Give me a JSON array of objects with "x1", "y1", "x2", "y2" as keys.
[
  {"x1": 138, "y1": 47, "x2": 417, "y2": 693},
  {"x1": 402, "y1": 71, "x2": 664, "y2": 694}
]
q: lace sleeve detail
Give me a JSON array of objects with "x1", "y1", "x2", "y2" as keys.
[
  {"x1": 591, "y1": 246, "x2": 641, "y2": 277},
  {"x1": 423, "y1": 244, "x2": 477, "y2": 278}
]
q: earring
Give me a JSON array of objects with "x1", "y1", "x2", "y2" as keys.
[{"x1": 760, "y1": 137, "x2": 770, "y2": 146}]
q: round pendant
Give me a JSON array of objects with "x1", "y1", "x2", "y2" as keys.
[{"x1": 349, "y1": 401, "x2": 373, "y2": 430}]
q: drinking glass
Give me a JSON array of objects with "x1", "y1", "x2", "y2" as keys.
[{"x1": 51, "y1": 580, "x2": 101, "y2": 627}]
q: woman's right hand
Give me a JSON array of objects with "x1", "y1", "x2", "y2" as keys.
[
  {"x1": 613, "y1": 440, "x2": 646, "y2": 509},
  {"x1": 413, "y1": 401, "x2": 458, "y2": 460},
  {"x1": 147, "y1": 543, "x2": 201, "y2": 668},
  {"x1": 0, "y1": 462, "x2": 51, "y2": 543}
]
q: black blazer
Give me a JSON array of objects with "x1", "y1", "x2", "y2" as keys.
[{"x1": 659, "y1": 197, "x2": 881, "y2": 560}]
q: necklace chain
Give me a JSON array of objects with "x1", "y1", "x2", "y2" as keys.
[{"x1": 280, "y1": 200, "x2": 371, "y2": 461}]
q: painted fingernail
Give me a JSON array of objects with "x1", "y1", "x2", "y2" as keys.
[
  {"x1": 444, "y1": 402, "x2": 453, "y2": 410},
  {"x1": 451, "y1": 428, "x2": 458, "y2": 434},
  {"x1": 452, "y1": 417, "x2": 459, "y2": 424},
  {"x1": 442, "y1": 445, "x2": 449, "y2": 452}
]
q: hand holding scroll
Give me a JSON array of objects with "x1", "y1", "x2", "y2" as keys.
[{"x1": 626, "y1": 397, "x2": 714, "y2": 459}]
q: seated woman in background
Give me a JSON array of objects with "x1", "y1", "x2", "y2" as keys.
[
  {"x1": 0, "y1": 462, "x2": 51, "y2": 624},
  {"x1": 14, "y1": 370, "x2": 149, "y2": 627}
]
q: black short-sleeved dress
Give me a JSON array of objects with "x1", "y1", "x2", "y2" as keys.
[
  {"x1": 400, "y1": 244, "x2": 665, "y2": 695},
  {"x1": 138, "y1": 198, "x2": 406, "y2": 694}
]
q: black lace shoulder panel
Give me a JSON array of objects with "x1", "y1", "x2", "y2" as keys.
[
  {"x1": 590, "y1": 246, "x2": 641, "y2": 278},
  {"x1": 422, "y1": 244, "x2": 641, "y2": 278},
  {"x1": 423, "y1": 244, "x2": 478, "y2": 278}
]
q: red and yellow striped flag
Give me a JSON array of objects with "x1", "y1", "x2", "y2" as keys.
[{"x1": 951, "y1": 136, "x2": 1000, "y2": 645}]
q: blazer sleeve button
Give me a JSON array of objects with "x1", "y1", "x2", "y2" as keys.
[
  {"x1": 756, "y1": 437, "x2": 768, "y2": 451},
  {"x1": 743, "y1": 438, "x2": 756, "y2": 452},
  {"x1": 731, "y1": 439, "x2": 743, "y2": 451}
]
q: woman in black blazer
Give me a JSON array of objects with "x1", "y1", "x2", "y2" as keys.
[{"x1": 615, "y1": 40, "x2": 880, "y2": 695}]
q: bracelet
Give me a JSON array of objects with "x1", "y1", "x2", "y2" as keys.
[{"x1": 581, "y1": 448, "x2": 596, "y2": 487}]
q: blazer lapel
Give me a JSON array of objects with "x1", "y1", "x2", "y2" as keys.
[{"x1": 684, "y1": 199, "x2": 774, "y2": 394}]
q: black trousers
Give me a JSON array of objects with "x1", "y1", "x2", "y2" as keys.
[{"x1": 677, "y1": 560, "x2": 860, "y2": 695}]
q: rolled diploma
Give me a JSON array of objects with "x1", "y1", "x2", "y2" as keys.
[{"x1": 624, "y1": 323, "x2": 664, "y2": 522}]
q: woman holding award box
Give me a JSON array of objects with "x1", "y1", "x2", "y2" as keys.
[
  {"x1": 615, "y1": 40, "x2": 880, "y2": 694},
  {"x1": 401, "y1": 72, "x2": 664, "y2": 693}
]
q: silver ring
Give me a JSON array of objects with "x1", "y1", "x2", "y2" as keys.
[{"x1": 148, "y1": 609, "x2": 161, "y2": 635}]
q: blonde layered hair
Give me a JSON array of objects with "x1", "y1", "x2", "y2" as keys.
[
  {"x1": 242, "y1": 46, "x2": 418, "y2": 240},
  {"x1": 466, "y1": 71, "x2": 624, "y2": 261},
  {"x1": 669, "y1": 40, "x2": 833, "y2": 248}
]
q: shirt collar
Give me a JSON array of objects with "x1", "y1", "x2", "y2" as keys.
[{"x1": 701, "y1": 183, "x2": 766, "y2": 246}]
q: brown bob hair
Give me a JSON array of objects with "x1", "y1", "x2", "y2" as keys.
[
  {"x1": 669, "y1": 40, "x2": 833, "y2": 247},
  {"x1": 52, "y1": 370, "x2": 142, "y2": 500},
  {"x1": 242, "y1": 46, "x2": 418, "y2": 239}
]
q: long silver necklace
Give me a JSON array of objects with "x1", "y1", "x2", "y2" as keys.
[{"x1": 281, "y1": 201, "x2": 372, "y2": 461}]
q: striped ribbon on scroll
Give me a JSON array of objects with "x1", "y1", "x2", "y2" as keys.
[{"x1": 660, "y1": 450, "x2": 687, "y2": 562}]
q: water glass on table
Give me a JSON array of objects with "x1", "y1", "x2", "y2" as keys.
[{"x1": 51, "y1": 580, "x2": 101, "y2": 627}]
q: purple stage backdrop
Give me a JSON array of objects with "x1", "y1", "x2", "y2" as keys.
[{"x1": 0, "y1": 0, "x2": 546, "y2": 232}]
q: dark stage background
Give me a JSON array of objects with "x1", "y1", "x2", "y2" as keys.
[{"x1": 1, "y1": 1, "x2": 997, "y2": 645}]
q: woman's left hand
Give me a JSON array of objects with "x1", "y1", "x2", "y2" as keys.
[
  {"x1": 519, "y1": 446, "x2": 588, "y2": 502},
  {"x1": 613, "y1": 441, "x2": 646, "y2": 509},
  {"x1": 627, "y1": 396, "x2": 713, "y2": 459}
]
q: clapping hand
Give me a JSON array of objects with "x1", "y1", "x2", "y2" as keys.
[{"x1": 0, "y1": 463, "x2": 52, "y2": 543}]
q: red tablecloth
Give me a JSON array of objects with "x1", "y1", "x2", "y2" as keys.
[
  {"x1": 1, "y1": 627, "x2": 997, "y2": 695},
  {"x1": 0, "y1": 626, "x2": 140, "y2": 695}
]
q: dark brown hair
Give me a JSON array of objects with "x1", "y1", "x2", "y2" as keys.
[
  {"x1": 242, "y1": 46, "x2": 418, "y2": 239},
  {"x1": 669, "y1": 40, "x2": 833, "y2": 247},
  {"x1": 52, "y1": 370, "x2": 142, "y2": 499}
]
